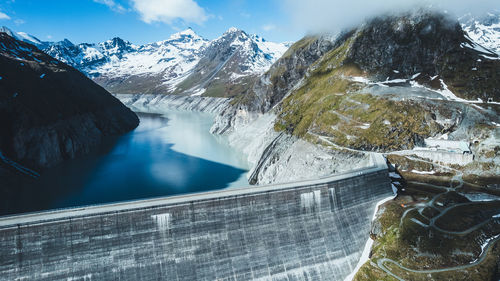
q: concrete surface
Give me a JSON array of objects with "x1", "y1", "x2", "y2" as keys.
[{"x1": 0, "y1": 157, "x2": 392, "y2": 281}]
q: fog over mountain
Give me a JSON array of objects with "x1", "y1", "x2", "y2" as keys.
[{"x1": 283, "y1": 0, "x2": 500, "y2": 34}]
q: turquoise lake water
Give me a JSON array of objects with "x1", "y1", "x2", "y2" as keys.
[{"x1": 5, "y1": 111, "x2": 250, "y2": 215}]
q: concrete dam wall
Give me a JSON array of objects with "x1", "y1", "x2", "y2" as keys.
[{"x1": 0, "y1": 158, "x2": 392, "y2": 281}]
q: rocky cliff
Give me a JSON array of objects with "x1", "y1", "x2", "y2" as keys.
[
  {"x1": 0, "y1": 32, "x2": 139, "y2": 170},
  {"x1": 120, "y1": 11, "x2": 499, "y2": 186},
  {"x1": 237, "y1": 35, "x2": 336, "y2": 112},
  {"x1": 207, "y1": 11, "x2": 499, "y2": 184},
  {"x1": 271, "y1": 11, "x2": 499, "y2": 151}
]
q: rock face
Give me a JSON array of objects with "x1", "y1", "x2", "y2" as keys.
[
  {"x1": 41, "y1": 28, "x2": 288, "y2": 97},
  {"x1": 247, "y1": 35, "x2": 336, "y2": 112},
  {"x1": 0, "y1": 32, "x2": 139, "y2": 169},
  {"x1": 346, "y1": 11, "x2": 500, "y2": 101},
  {"x1": 174, "y1": 28, "x2": 287, "y2": 98},
  {"x1": 349, "y1": 13, "x2": 465, "y2": 78},
  {"x1": 207, "y1": 10, "x2": 500, "y2": 183}
]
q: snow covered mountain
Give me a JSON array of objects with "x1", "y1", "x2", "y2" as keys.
[
  {"x1": 173, "y1": 27, "x2": 290, "y2": 97},
  {"x1": 40, "y1": 27, "x2": 288, "y2": 96},
  {"x1": 460, "y1": 10, "x2": 500, "y2": 55},
  {"x1": 0, "y1": 26, "x2": 50, "y2": 49}
]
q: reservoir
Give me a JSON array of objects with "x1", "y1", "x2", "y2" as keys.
[{"x1": 2, "y1": 111, "x2": 250, "y2": 215}]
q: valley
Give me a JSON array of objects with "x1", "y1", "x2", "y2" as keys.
[{"x1": 0, "y1": 5, "x2": 499, "y2": 281}]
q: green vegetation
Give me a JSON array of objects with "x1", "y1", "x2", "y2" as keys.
[
  {"x1": 353, "y1": 172, "x2": 500, "y2": 281},
  {"x1": 274, "y1": 34, "x2": 440, "y2": 151},
  {"x1": 203, "y1": 76, "x2": 255, "y2": 98},
  {"x1": 280, "y1": 36, "x2": 319, "y2": 60}
]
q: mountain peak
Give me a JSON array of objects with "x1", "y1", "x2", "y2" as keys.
[
  {"x1": 169, "y1": 28, "x2": 203, "y2": 41},
  {"x1": 105, "y1": 37, "x2": 130, "y2": 46},
  {"x1": 224, "y1": 27, "x2": 243, "y2": 35},
  {"x1": 54, "y1": 38, "x2": 74, "y2": 47},
  {"x1": 0, "y1": 26, "x2": 17, "y2": 39},
  {"x1": 0, "y1": 26, "x2": 48, "y2": 47}
]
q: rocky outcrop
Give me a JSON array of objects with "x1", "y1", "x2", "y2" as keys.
[
  {"x1": 0, "y1": 32, "x2": 139, "y2": 170},
  {"x1": 116, "y1": 94, "x2": 231, "y2": 114},
  {"x1": 348, "y1": 11, "x2": 466, "y2": 79},
  {"x1": 239, "y1": 35, "x2": 336, "y2": 112},
  {"x1": 118, "y1": 94, "x2": 374, "y2": 185},
  {"x1": 121, "y1": 11, "x2": 500, "y2": 185},
  {"x1": 347, "y1": 11, "x2": 500, "y2": 101}
]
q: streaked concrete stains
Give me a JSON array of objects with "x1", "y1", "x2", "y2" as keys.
[{"x1": 0, "y1": 168, "x2": 391, "y2": 281}]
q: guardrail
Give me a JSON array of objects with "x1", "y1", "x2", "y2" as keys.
[{"x1": 0, "y1": 154, "x2": 388, "y2": 228}]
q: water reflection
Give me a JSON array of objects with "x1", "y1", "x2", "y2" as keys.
[{"x1": 2, "y1": 112, "x2": 249, "y2": 215}]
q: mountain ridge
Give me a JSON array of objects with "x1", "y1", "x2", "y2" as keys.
[
  {"x1": 0, "y1": 32, "x2": 139, "y2": 170},
  {"x1": 35, "y1": 27, "x2": 289, "y2": 97}
]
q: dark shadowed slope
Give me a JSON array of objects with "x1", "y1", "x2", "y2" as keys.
[{"x1": 0, "y1": 32, "x2": 139, "y2": 170}]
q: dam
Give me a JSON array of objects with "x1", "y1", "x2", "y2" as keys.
[{"x1": 0, "y1": 156, "x2": 392, "y2": 281}]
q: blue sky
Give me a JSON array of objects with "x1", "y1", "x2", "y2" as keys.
[
  {"x1": 1, "y1": 0, "x2": 496, "y2": 45},
  {"x1": 0, "y1": 0, "x2": 301, "y2": 45}
]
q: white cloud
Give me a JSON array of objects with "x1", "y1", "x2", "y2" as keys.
[
  {"x1": 262, "y1": 24, "x2": 276, "y2": 32},
  {"x1": 0, "y1": 12, "x2": 11, "y2": 20},
  {"x1": 131, "y1": 0, "x2": 209, "y2": 25},
  {"x1": 14, "y1": 19, "x2": 25, "y2": 25},
  {"x1": 94, "y1": 0, "x2": 126, "y2": 13},
  {"x1": 282, "y1": 0, "x2": 500, "y2": 34}
]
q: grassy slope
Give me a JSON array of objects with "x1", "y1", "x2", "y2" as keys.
[{"x1": 273, "y1": 34, "x2": 441, "y2": 151}]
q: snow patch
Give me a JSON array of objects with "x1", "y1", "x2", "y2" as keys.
[
  {"x1": 391, "y1": 184, "x2": 398, "y2": 195},
  {"x1": 350, "y1": 76, "x2": 370, "y2": 83},
  {"x1": 409, "y1": 80, "x2": 487, "y2": 105},
  {"x1": 357, "y1": 123, "x2": 370, "y2": 129},
  {"x1": 389, "y1": 172, "x2": 401, "y2": 179},
  {"x1": 190, "y1": 88, "x2": 206, "y2": 96},
  {"x1": 411, "y1": 73, "x2": 421, "y2": 79},
  {"x1": 411, "y1": 170, "x2": 435, "y2": 175},
  {"x1": 463, "y1": 193, "x2": 500, "y2": 202}
]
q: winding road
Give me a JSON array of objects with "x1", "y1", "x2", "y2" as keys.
[
  {"x1": 376, "y1": 154, "x2": 500, "y2": 280},
  {"x1": 377, "y1": 235, "x2": 500, "y2": 280}
]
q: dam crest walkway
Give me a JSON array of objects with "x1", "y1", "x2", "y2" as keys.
[{"x1": 0, "y1": 155, "x2": 392, "y2": 281}]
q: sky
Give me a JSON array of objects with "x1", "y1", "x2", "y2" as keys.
[
  {"x1": 0, "y1": 0, "x2": 498, "y2": 45},
  {"x1": 0, "y1": 0, "x2": 299, "y2": 45}
]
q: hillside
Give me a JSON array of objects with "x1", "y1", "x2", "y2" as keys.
[
  {"x1": 0, "y1": 32, "x2": 139, "y2": 170},
  {"x1": 227, "y1": 11, "x2": 499, "y2": 281},
  {"x1": 266, "y1": 11, "x2": 500, "y2": 153}
]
